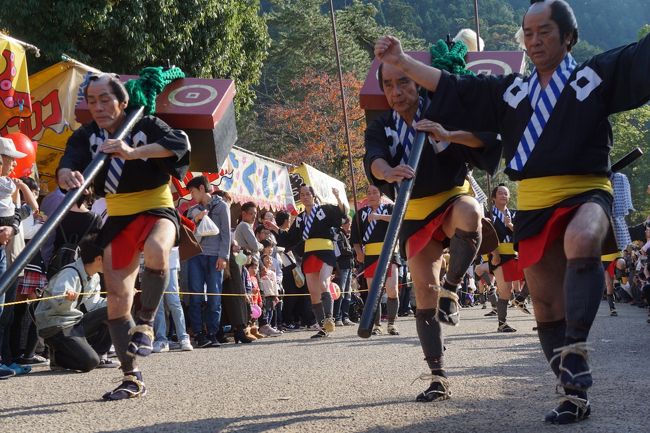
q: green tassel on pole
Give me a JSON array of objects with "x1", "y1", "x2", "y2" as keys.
[{"x1": 124, "y1": 66, "x2": 186, "y2": 114}]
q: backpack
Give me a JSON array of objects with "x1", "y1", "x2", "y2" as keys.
[{"x1": 47, "y1": 214, "x2": 100, "y2": 279}]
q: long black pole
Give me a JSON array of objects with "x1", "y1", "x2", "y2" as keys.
[
  {"x1": 358, "y1": 131, "x2": 427, "y2": 338},
  {"x1": 473, "y1": 0, "x2": 481, "y2": 51},
  {"x1": 328, "y1": 0, "x2": 360, "y2": 222},
  {"x1": 473, "y1": 0, "x2": 491, "y2": 197},
  {"x1": 0, "y1": 107, "x2": 145, "y2": 296}
]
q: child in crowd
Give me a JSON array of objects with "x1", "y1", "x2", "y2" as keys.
[
  {"x1": 259, "y1": 254, "x2": 281, "y2": 334},
  {"x1": 245, "y1": 258, "x2": 265, "y2": 339}
]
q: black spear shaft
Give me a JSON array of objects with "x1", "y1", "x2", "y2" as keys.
[
  {"x1": 358, "y1": 131, "x2": 427, "y2": 338},
  {"x1": 0, "y1": 107, "x2": 145, "y2": 296}
]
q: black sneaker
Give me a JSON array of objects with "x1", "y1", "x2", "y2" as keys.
[
  {"x1": 484, "y1": 309, "x2": 497, "y2": 317},
  {"x1": 610, "y1": 309, "x2": 618, "y2": 317},
  {"x1": 544, "y1": 394, "x2": 591, "y2": 424},
  {"x1": 436, "y1": 288, "x2": 460, "y2": 326},
  {"x1": 196, "y1": 333, "x2": 213, "y2": 348},
  {"x1": 497, "y1": 323, "x2": 517, "y2": 333},
  {"x1": 16, "y1": 355, "x2": 49, "y2": 366},
  {"x1": 554, "y1": 343, "x2": 592, "y2": 391},
  {"x1": 310, "y1": 330, "x2": 329, "y2": 339},
  {"x1": 102, "y1": 372, "x2": 147, "y2": 401},
  {"x1": 207, "y1": 334, "x2": 222, "y2": 347},
  {"x1": 415, "y1": 375, "x2": 451, "y2": 402}
]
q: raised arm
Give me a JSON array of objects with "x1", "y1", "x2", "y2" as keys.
[{"x1": 375, "y1": 36, "x2": 443, "y2": 92}]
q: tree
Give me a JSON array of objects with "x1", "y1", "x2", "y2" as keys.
[
  {"x1": 260, "y1": 0, "x2": 423, "y2": 98},
  {"x1": 610, "y1": 106, "x2": 650, "y2": 222},
  {"x1": 0, "y1": 0, "x2": 270, "y2": 114},
  {"x1": 255, "y1": 69, "x2": 368, "y2": 193},
  {"x1": 639, "y1": 24, "x2": 650, "y2": 40}
]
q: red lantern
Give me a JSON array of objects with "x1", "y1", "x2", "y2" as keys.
[{"x1": 2, "y1": 132, "x2": 37, "y2": 178}]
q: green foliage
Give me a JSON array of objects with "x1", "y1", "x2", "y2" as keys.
[
  {"x1": 610, "y1": 106, "x2": 650, "y2": 223},
  {"x1": 369, "y1": 0, "x2": 520, "y2": 50},
  {"x1": 571, "y1": 40, "x2": 603, "y2": 63},
  {"x1": 0, "y1": 0, "x2": 270, "y2": 114},
  {"x1": 260, "y1": 0, "x2": 423, "y2": 97},
  {"x1": 508, "y1": 0, "x2": 650, "y2": 50},
  {"x1": 639, "y1": 24, "x2": 650, "y2": 40}
]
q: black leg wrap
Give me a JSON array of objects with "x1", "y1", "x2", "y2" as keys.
[
  {"x1": 564, "y1": 258, "x2": 603, "y2": 343},
  {"x1": 415, "y1": 309, "x2": 444, "y2": 370},
  {"x1": 320, "y1": 291, "x2": 334, "y2": 319},
  {"x1": 311, "y1": 303, "x2": 325, "y2": 325},
  {"x1": 497, "y1": 298, "x2": 509, "y2": 325},
  {"x1": 137, "y1": 267, "x2": 169, "y2": 324},
  {"x1": 607, "y1": 294, "x2": 615, "y2": 310},
  {"x1": 374, "y1": 303, "x2": 381, "y2": 326},
  {"x1": 536, "y1": 319, "x2": 566, "y2": 377},
  {"x1": 445, "y1": 228, "x2": 481, "y2": 288},
  {"x1": 387, "y1": 297, "x2": 399, "y2": 323},
  {"x1": 108, "y1": 316, "x2": 136, "y2": 373}
]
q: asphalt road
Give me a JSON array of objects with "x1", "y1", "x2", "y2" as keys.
[{"x1": 2, "y1": 301, "x2": 649, "y2": 433}]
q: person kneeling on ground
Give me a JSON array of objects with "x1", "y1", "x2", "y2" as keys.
[{"x1": 35, "y1": 237, "x2": 119, "y2": 371}]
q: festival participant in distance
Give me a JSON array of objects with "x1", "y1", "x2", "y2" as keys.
[
  {"x1": 351, "y1": 184, "x2": 400, "y2": 336},
  {"x1": 373, "y1": 0, "x2": 650, "y2": 423},
  {"x1": 58, "y1": 73, "x2": 190, "y2": 400},
  {"x1": 488, "y1": 184, "x2": 526, "y2": 333},
  {"x1": 265, "y1": 185, "x2": 347, "y2": 338},
  {"x1": 363, "y1": 58, "x2": 499, "y2": 402}
]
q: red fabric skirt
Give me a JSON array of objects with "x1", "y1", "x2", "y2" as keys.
[
  {"x1": 110, "y1": 214, "x2": 160, "y2": 270},
  {"x1": 517, "y1": 205, "x2": 579, "y2": 271},
  {"x1": 303, "y1": 255, "x2": 327, "y2": 274},
  {"x1": 501, "y1": 258, "x2": 524, "y2": 282},
  {"x1": 405, "y1": 206, "x2": 454, "y2": 258},
  {"x1": 604, "y1": 259, "x2": 617, "y2": 278},
  {"x1": 362, "y1": 260, "x2": 393, "y2": 279}
]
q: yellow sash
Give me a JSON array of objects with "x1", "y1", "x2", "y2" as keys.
[
  {"x1": 600, "y1": 252, "x2": 622, "y2": 262},
  {"x1": 105, "y1": 183, "x2": 174, "y2": 217},
  {"x1": 405, "y1": 181, "x2": 471, "y2": 220},
  {"x1": 496, "y1": 242, "x2": 516, "y2": 255},
  {"x1": 517, "y1": 175, "x2": 612, "y2": 211},
  {"x1": 304, "y1": 238, "x2": 334, "y2": 252},
  {"x1": 364, "y1": 242, "x2": 383, "y2": 256}
]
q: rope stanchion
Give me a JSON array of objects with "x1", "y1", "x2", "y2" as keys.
[{"x1": 0, "y1": 287, "x2": 392, "y2": 308}]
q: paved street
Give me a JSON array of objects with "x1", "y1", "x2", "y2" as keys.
[{"x1": 3, "y1": 301, "x2": 649, "y2": 433}]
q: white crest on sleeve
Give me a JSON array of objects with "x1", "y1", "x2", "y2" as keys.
[
  {"x1": 385, "y1": 127, "x2": 400, "y2": 157},
  {"x1": 89, "y1": 132, "x2": 106, "y2": 157},
  {"x1": 132, "y1": 131, "x2": 148, "y2": 147},
  {"x1": 132, "y1": 131, "x2": 149, "y2": 161},
  {"x1": 430, "y1": 137, "x2": 450, "y2": 154},
  {"x1": 569, "y1": 66, "x2": 603, "y2": 102},
  {"x1": 503, "y1": 77, "x2": 528, "y2": 109}
]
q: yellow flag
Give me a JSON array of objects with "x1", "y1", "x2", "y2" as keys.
[
  {"x1": 0, "y1": 37, "x2": 32, "y2": 128},
  {"x1": 1, "y1": 60, "x2": 98, "y2": 192}
]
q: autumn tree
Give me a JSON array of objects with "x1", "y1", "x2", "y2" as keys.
[{"x1": 255, "y1": 70, "x2": 367, "y2": 194}]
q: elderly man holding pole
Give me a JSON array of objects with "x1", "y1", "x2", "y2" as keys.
[{"x1": 374, "y1": 0, "x2": 650, "y2": 424}]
